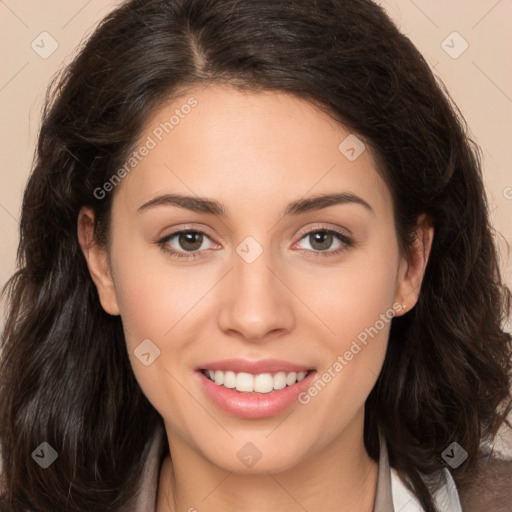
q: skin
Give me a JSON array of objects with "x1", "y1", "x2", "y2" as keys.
[{"x1": 78, "y1": 84, "x2": 433, "y2": 512}]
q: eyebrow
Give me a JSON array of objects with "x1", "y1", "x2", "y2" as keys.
[{"x1": 137, "y1": 192, "x2": 374, "y2": 216}]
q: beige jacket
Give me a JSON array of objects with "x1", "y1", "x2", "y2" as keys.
[{"x1": 126, "y1": 424, "x2": 511, "y2": 511}]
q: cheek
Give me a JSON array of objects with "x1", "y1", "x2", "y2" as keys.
[
  {"x1": 298, "y1": 241, "x2": 399, "y2": 353},
  {"x1": 110, "y1": 239, "x2": 212, "y2": 349},
  {"x1": 293, "y1": 243, "x2": 399, "y2": 428},
  {"x1": 109, "y1": 247, "x2": 207, "y2": 422},
  {"x1": 108, "y1": 235, "x2": 226, "y2": 415}
]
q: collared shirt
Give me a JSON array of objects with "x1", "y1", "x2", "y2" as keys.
[{"x1": 128, "y1": 424, "x2": 463, "y2": 511}]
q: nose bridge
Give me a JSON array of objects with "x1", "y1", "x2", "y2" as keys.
[{"x1": 216, "y1": 234, "x2": 294, "y2": 339}]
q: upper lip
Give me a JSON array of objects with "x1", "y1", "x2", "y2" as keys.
[{"x1": 197, "y1": 358, "x2": 314, "y2": 374}]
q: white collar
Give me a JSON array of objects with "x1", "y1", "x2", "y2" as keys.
[{"x1": 390, "y1": 466, "x2": 463, "y2": 511}]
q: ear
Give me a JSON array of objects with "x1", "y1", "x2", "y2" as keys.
[
  {"x1": 394, "y1": 213, "x2": 434, "y2": 315},
  {"x1": 77, "y1": 207, "x2": 120, "y2": 316}
]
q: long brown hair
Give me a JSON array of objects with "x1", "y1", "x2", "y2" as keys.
[{"x1": 1, "y1": 0, "x2": 511, "y2": 510}]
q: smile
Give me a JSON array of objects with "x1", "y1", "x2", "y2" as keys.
[{"x1": 200, "y1": 369, "x2": 310, "y2": 393}]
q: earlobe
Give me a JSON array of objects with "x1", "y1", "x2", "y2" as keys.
[
  {"x1": 394, "y1": 213, "x2": 434, "y2": 314},
  {"x1": 77, "y1": 207, "x2": 120, "y2": 316}
]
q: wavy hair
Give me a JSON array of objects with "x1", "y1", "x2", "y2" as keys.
[{"x1": 1, "y1": 0, "x2": 511, "y2": 510}]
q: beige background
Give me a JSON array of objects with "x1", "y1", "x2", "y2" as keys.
[{"x1": 1, "y1": 0, "x2": 511, "y2": 304}]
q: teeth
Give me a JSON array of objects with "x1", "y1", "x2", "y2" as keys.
[
  {"x1": 236, "y1": 372, "x2": 254, "y2": 392},
  {"x1": 273, "y1": 371, "x2": 287, "y2": 390},
  {"x1": 214, "y1": 370, "x2": 224, "y2": 385},
  {"x1": 202, "y1": 369, "x2": 310, "y2": 393},
  {"x1": 223, "y1": 371, "x2": 236, "y2": 388},
  {"x1": 254, "y1": 373, "x2": 273, "y2": 392},
  {"x1": 286, "y1": 372, "x2": 297, "y2": 385}
]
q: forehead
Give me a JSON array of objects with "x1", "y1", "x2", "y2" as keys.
[{"x1": 114, "y1": 84, "x2": 392, "y2": 218}]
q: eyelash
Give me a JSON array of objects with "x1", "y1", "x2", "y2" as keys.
[{"x1": 156, "y1": 226, "x2": 353, "y2": 261}]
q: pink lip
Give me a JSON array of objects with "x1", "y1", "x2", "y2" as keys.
[
  {"x1": 195, "y1": 369, "x2": 317, "y2": 419},
  {"x1": 196, "y1": 358, "x2": 314, "y2": 374}
]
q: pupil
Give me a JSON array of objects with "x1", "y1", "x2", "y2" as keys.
[
  {"x1": 311, "y1": 232, "x2": 332, "y2": 251},
  {"x1": 180, "y1": 232, "x2": 202, "y2": 251}
]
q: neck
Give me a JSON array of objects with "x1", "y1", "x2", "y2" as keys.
[{"x1": 157, "y1": 411, "x2": 378, "y2": 512}]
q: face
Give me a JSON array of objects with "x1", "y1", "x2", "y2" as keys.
[{"x1": 79, "y1": 84, "x2": 431, "y2": 474}]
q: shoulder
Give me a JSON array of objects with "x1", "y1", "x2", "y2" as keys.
[{"x1": 456, "y1": 455, "x2": 512, "y2": 512}]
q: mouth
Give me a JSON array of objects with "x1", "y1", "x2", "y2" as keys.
[
  {"x1": 194, "y1": 358, "x2": 317, "y2": 418},
  {"x1": 196, "y1": 365, "x2": 317, "y2": 418},
  {"x1": 199, "y1": 368, "x2": 314, "y2": 394}
]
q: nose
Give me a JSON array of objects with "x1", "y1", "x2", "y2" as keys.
[{"x1": 216, "y1": 244, "x2": 295, "y2": 342}]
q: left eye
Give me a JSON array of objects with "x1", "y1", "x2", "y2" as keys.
[{"x1": 294, "y1": 229, "x2": 352, "y2": 254}]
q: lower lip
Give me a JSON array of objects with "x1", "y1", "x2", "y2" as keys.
[{"x1": 196, "y1": 370, "x2": 317, "y2": 419}]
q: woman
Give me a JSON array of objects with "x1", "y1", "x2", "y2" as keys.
[{"x1": 1, "y1": 0, "x2": 511, "y2": 511}]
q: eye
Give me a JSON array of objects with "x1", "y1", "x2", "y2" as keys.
[
  {"x1": 294, "y1": 227, "x2": 353, "y2": 258},
  {"x1": 156, "y1": 226, "x2": 353, "y2": 261},
  {"x1": 157, "y1": 230, "x2": 216, "y2": 260}
]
